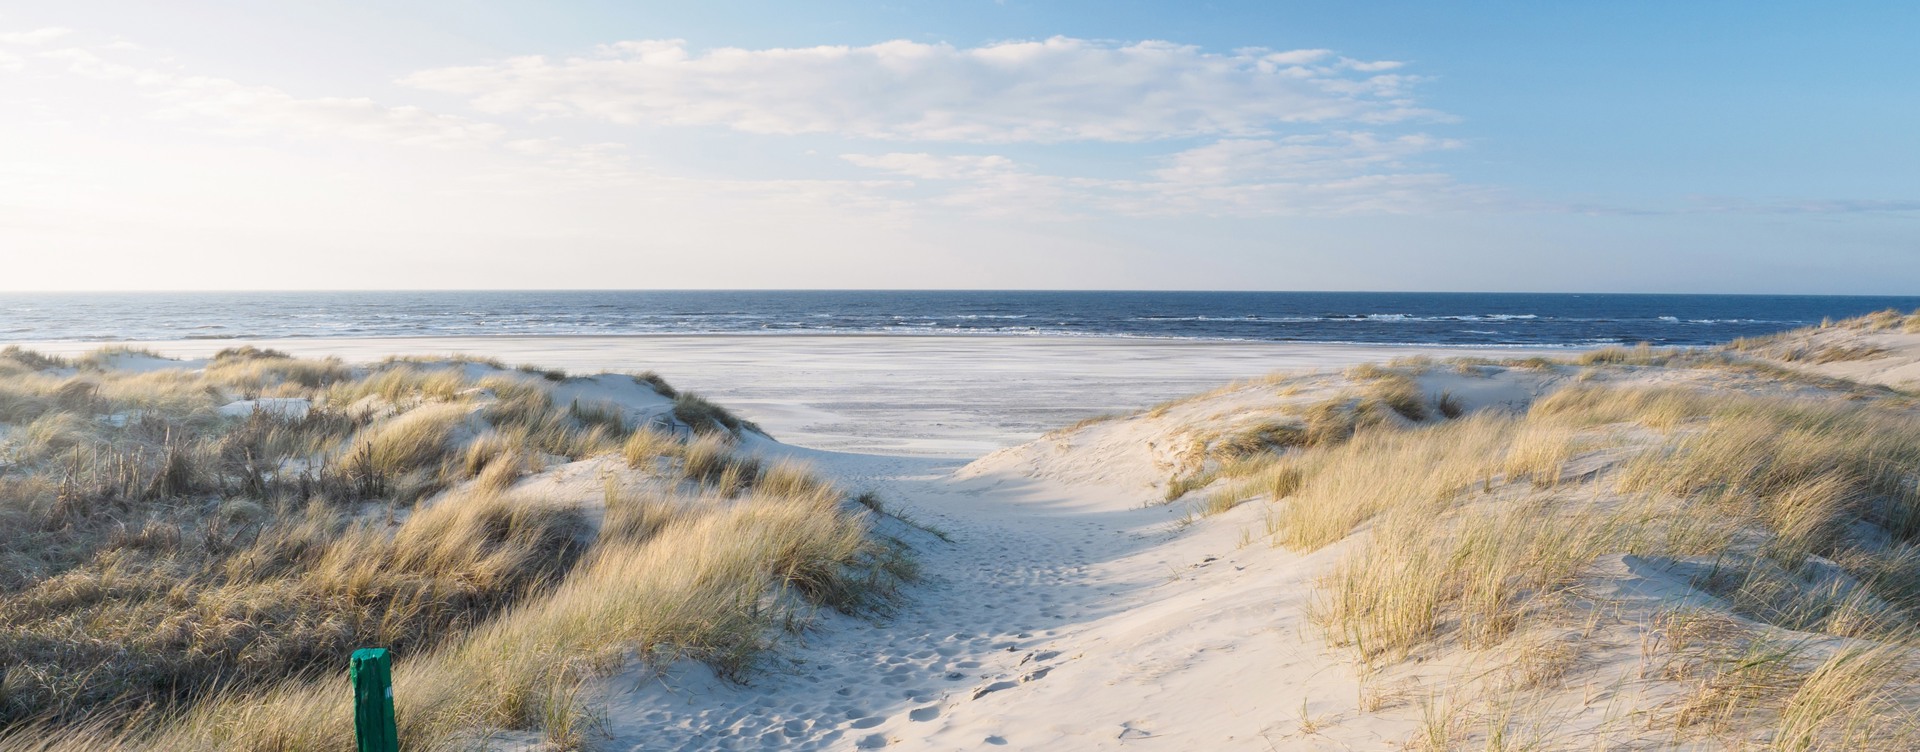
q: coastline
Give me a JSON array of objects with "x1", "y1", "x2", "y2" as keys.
[{"x1": 15, "y1": 335, "x2": 1575, "y2": 456}]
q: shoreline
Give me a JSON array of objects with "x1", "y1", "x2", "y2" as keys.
[
  {"x1": 12, "y1": 335, "x2": 1579, "y2": 457},
  {"x1": 10, "y1": 331, "x2": 1608, "y2": 349}
]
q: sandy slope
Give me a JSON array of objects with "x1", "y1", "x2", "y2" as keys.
[
  {"x1": 1733, "y1": 320, "x2": 1920, "y2": 387},
  {"x1": 572, "y1": 366, "x2": 1570, "y2": 750},
  {"x1": 583, "y1": 442, "x2": 1376, "y2": 751},
  {"x1": 568, "y1": 345, "x2": 1920, "y2": 751},
  {"x1": 47, "y1": 331, "x2": 1920, "y2": 748},
  {"x1": 66, "y1": 337, "x2": 1907, "y2": 749},
  {"x1": 60, "y1": 335, "x2": 1904, "y2": 752},
  {"x1": 23, "y1": 336, "x2": 1558, "y2": 457}
]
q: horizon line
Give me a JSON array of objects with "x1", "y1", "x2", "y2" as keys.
[{"x1": 3, "y1": 289, "x2": 1919, "y2": 299}]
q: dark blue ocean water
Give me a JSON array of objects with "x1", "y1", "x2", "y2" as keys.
[{"x1": 2, "y1": 291, "x2": 1917, "y2": 347}]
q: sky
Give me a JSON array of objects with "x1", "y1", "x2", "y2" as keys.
[{"x1": 1, "y1": 1, "x2": 1916, "y2": 293}]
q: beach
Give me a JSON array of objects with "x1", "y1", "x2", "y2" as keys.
[
  {"x1": 13, "y1": 320, "x2": 1920, "y2": 749},
  {"x1": 24, "y1": 335, "x2": 1561, "y2": 456}
]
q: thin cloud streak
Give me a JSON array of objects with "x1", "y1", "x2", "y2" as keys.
[{"x1": 404, "y1": 37, "x2": 1440, "y2": 143}]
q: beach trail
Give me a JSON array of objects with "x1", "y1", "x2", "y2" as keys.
[{"x1": 584, "y1": 435, "x2": 1377, "y2": 751}]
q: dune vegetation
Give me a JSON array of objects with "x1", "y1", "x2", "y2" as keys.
[
  {"x1": 0, "y1": 346, "x2": 912, "y2": 750},
  {"x1": 1138, "y1": 323, "x2": 1920, "y2": 748}
]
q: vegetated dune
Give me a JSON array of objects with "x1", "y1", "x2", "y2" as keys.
[
  {"x1": 940, "y1": 320, "x2": 1920, "y2": 749},
  {"x1": 0, "y1": 345, "x2": 916, "y2": 751},
  {"x1": 15, "y1": 311, "x2": 1920, "y2": 751},
  {"x1": 1730, "y1": 307, "x2": 1920, "y2": 387}
]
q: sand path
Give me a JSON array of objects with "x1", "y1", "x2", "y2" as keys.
[
  {"x1": 587, "y1": 438, "x2": 1371, "y2": 751},
  {"x1": 590, "y1": 448, "x2": 1142, "y2": 750}
]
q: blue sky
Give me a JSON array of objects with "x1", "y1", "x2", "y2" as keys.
[{"x1": 1, "y1": 1, "x2": 1915, "y2": 292}]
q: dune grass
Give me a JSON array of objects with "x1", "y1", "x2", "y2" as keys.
[
  {"x1": 0, "y1": 347, "x2": 903, "y2": 750},
  {"x1": 1357, "y1": 390, "x2": 1916, "y2": 743},
  {"x1": 1153, "y1": 349, "x2": 1920, "y2": 746},
  {"x1": 39, "y1": 482, "x2": 907, "y2": 751},
  {"x1": 1165, "y1": 371, "x2": 1450, "y2": 505},
  {"x1": 672, "y1": 391, "x2": 757, "y2": 435}
]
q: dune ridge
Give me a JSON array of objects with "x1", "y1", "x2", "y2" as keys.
[
  {"x1": 0, "y1": 345, "x2": 915, "y2": 750},
  {"x1": 10, "y1": 312, "x2": 1920, "y2": 749}
]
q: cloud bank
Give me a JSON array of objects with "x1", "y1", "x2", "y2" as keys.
[{"x1": 404, "y1": 37, "x2": 1435, "y2": 143}]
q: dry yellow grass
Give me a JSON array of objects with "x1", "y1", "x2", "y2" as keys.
[
  {"x1": 0, "y1": 347, "x2": 906, "y2": 749},
  {"x1": 70, "y1": 484, "x2": 904, "y2": 751},
  {"x1": 1149, "y1": 354, "x2": 1920, "y2": 746}
]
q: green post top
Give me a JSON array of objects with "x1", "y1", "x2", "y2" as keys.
[{"x1": 350, "y1": 647, "x2": 399, "y2": 752}]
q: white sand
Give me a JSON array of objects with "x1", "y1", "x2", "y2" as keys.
[
  {"x1": 46, "y1": 329, "x2": 1920, "y2": 748},
  {"x1": 574, "y1": 365, "x2": 1581, "y2": 751},
  {"x1": 39, "y1": 335, "x2": 1587, "y2": 749},
  {"x1": 585, "y1": 444, "x2": 1354, "y2": 750},
  {"x1": 26, "y1": 335, "x2": 1559, "y2": 457},
  {"x1": 567, "y1": 352, "x2": 1877, "y2": 751}
]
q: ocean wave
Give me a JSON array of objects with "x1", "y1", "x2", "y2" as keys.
[
  {"x1": 1132, "y1": 315, "x2": 1331, "y2": 323},
  {"x1": 0, "y1": 291, "x2": 1879, "y2": 348}
]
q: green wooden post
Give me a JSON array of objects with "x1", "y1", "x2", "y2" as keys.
[{"x1": 350, "y1": 648, "x2": 399, "y2": 752}]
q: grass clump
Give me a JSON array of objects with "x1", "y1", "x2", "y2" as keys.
[
  {"x1": 1195, "y1": 372, "x2": 1920, "y2": 745},
  {"x1": 632, "y1": 370, "x2": 677, "y2": 398},
  {"x1": 0, "y1": 488, "x2": 590, "y2": 727},
  {"x1": 673, "y1": 392, "x2": 752, "y2": 435},
  {"x1": 516, "y1": 363, "x2": 566, "y2": 381},
  {"x1": 0, "y1": 346, "x2": 69, "y2": 371},
  {"x1": 212, "y1": 345, "x2": 293, "y2": 361},
  {"x1": 621, "y1": 427, "x2": 682, "y2": 467},
  {"x1": 25, "y1": 481, "x2": 906, "y2": 751},
  {"x1": 0, "y1": 350, "x2": 903, "y2": 747}
]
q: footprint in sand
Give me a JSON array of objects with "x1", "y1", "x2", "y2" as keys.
[
  {"x1": 908, "y1": 706, "x2": 941, "y2": 722},
  {"x1": 849, "y1": 716, "x2": 887, "y2": 729},
  {"x1": 971, "y1": 680, "x2": 1018, "y2": 699}
]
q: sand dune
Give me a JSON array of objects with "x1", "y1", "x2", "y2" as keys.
[
  {"x1": 20, "y1": 336, "x2": 1564, "y2": 457},
  {"x1": 574, "y1": 328, "x2": 1920, "y2": 750},
  {"x1": 10, "y1": 320, "x2": 1920, "y2": 750}
]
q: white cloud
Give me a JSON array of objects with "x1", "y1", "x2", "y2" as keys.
[
  {"x1": 1152, "y1": 133, "x2": 1463, "y2": 184},
  {"x1": 36, "y1": 47, "x2": 505, "y2": 149},
  {"x1": 1, "y1": 26, "x2": 1485, "y2": 253},
  {"x1": 839, "y1": 153, "x2": 1019, "y2": 180},
  {"x1": 838, "y1": 131, "x2": 1478, "y2": 218},
  {"x1": 0, "y1": 27, "x2": 72, "y2": 45},
  {"x1": 403, "y1": 37, "x2": 1437, "y2": 143}
]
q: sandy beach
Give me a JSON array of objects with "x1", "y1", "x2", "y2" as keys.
[
  {"x1": 7, "y1": 2, "x2": 1911, "y2": 746},
  {"x1": 24, "y1": 336, "x2": 1562, "y2": 456},
  {"x1": 13, "y1": 322, "x2": 1920, "y2": 750}
]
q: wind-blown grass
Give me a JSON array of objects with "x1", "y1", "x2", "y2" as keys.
[
  {"x1": 0, "y1": 348, "x2": 905, "y2": 749},
  {"x1": 1147, "y1": 348, "x2": 1920, "y2": 746}
]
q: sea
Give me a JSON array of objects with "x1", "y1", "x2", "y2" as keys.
[{"x1": 2, "y1": 291, "x2": 1917, "y2": 348}]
